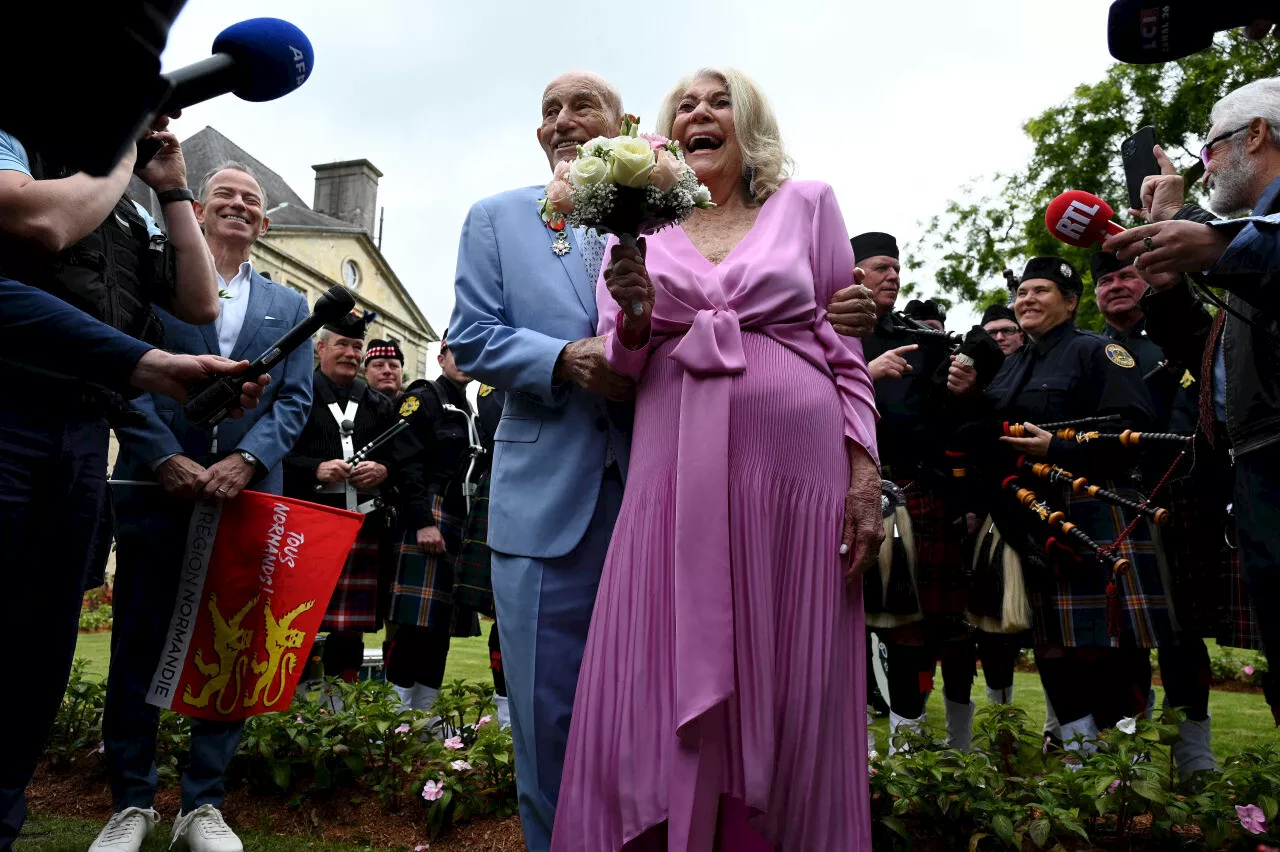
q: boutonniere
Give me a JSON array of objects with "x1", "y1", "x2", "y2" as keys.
[
  {"x1": 538, "y1": 160, "x2": 575, "y2": 256},
  {"x1": 218, "y1": 288, "x2": 232, "y2": 300}
]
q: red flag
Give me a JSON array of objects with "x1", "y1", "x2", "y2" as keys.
[{"x1": 146, "y1": 491, "x2": 363, "y2": 721}]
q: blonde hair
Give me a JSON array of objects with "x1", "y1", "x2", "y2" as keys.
[{"x1": 656, "y1": 67, "x2": 793, "y2": 204}]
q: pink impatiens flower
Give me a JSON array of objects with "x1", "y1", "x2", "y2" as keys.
[
  {"x1": 450, "y1": 760, "x2": 472, "y2": 772},
  {"x1": 1237, "y1": 803, "x2": 1267, "y2": 835},
  {"x1": 415, "y1": 846, "x2": 429, "y2": 851},
  {"x1": 443, "y1": 735, "x2": 464, "y2": 750},
  {"x1": 422, "y1": 779, "x2": 444, "y2": 802},
  {"x1": 1245, "y1": 665, "x2": 1256, "y2": 676},
  {"x1": 475, "y1": 715, "x2": 492, "y2": 728},
  {"x1": 395, "y1": 724, "x2": 411, "y2": 734}
]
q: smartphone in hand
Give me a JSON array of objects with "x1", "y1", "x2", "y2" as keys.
[{"x1": 1121, "y1": 126, "x2": 1160, "y2": 211}]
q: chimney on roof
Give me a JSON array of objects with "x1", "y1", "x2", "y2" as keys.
[{"x1": 312, "y1": 159, "x2": 383, "y2": 234}]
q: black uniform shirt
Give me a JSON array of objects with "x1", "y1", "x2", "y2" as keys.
[
  {"x1": 396, "y1": 377, "x2": 477, "y2": 529},
  {"x1": 283, "y1": 370, "x2": 398, "y2": 506},
  {"x1": 862, "y1": 312, "x2": 951, "y2": 475},
  {"x1": 1103, "y1": 320, "x2": 1198, "y2": 435},
  {"x1": 984, "y1": 320, "x2": 1155, "y2": 481}
]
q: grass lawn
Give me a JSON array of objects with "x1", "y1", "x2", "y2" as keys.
[
  {"x1": 74, "y1": 621, "x2": 496, "y2": 686},
  {"x1": 77, "y1": 627, "x2": 1276, "y2": 760},
  {"x1": 870, "y1": 667, "x2": 1280, "y2": 761},
  {"x1": 15, "y1": 815, "x2": 384, "y2": 852}
]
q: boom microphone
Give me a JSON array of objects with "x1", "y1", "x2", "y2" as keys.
[
  {"x1": 184, "y1": 285, "x2": 355, "y2": 427},
  {"x1": 1107, "y1": 0, "x2": 1271, "y2": 64},
  {"x1": 157, "y1": 18, "x2": 314, "y2": 115},
  {"x1": 1045, "y1": 190, "x2": 1126, "y2": 249}
]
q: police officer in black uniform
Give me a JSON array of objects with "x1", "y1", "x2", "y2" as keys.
[
  {"x1": 383, "y1": 330, "x2": 484, "y2": 713},
  {"x1": 0, "y1": 117, "x2": 225, "y2": 847},
  {"x1": 985, "y1": 256, "x2": 1167, "y2": 759}
]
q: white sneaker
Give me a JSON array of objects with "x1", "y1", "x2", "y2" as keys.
[
  {"x1": 89, "y1": 807, "x2": 159, "y2": 852},
  {"x1": 170, "y1": 805, "x2": 242, "y2": 852}
]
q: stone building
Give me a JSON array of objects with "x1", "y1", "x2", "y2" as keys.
[{"x1": 130, "y1": 126, "x2": 437, "y2": 377}]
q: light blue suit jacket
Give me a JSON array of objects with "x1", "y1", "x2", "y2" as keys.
[
  {"x1": 112, "y1": 271, "x2": 314, "y2": 501},
  {"x1": 449, "y1": 185, "x2": 631, "y2": 559}
]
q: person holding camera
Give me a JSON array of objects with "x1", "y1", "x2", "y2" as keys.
[{"x1": 1103, "y1": 77, "x2": 1280, "y2": 724}]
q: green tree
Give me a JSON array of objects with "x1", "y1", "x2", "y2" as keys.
[{"x1": 914, "y1": 32, "x2": 1280, "y2": 331}]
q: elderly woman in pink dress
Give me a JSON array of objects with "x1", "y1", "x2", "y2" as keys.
[{"x1": 550, "y1": 67, "x2": 882, "y2": 851}]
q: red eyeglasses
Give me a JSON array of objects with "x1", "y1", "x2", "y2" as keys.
[{"x1": 1200, "y1": 125, "x2": 1250, "y2": 166}]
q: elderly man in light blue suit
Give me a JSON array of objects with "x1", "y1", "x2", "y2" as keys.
[
  {"x1": 97, "y1": 164, "x2": 313, "y2": 852},
  {"x1": 447, "y1": 71, "x2": 634, "y2": 852}
]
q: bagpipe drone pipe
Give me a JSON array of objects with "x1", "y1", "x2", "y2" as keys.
[
  {"x1": 892, "y1": 311, "x2": 1007, "y2": 393},
  {"x1": 945, "y1": 414, "x2": 1194, "y2": 637},
  {"x1": 862, "y1": 318, "x2": 1007, "y2": 630}
]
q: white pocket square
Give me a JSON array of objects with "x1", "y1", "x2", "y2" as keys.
[{"x1": 264, "y1": 315, "x2": 277, "y2": 320}]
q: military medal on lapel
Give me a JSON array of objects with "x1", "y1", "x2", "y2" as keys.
[{"x1": 537, "y1": 196, "x2": 571, "y2": 256}]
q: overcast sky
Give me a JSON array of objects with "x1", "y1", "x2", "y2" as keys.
[{"x1": 162, "y1": 0, "x2": 1119, "y2": 341}]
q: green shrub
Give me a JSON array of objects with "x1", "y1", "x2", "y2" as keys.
[
  {"x1": 871, "y1": 703, "x2": 1280, "y2": 851},
  {"x1": 79, "y1": 585, "x2": 113, "y2": 632},
  {"x1": 44, "y1": 663, "x2": 517, "y2": 838}
]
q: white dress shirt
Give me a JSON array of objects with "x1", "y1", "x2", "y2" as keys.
[{"x1": 215, "y1": 259, "x2": 254, "y2": 358}]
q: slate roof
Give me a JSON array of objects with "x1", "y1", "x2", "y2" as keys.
[{"x1": 128, "y1": 126, "x2": 354, "y2": 231}]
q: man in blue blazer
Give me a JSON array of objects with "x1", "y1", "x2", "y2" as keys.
[
  {"x1": 98, "y1": 164, "x2": 313, "y2": 852},
  {"x1": 447, "y1": 71, "x2": 635, "y2": 852}
]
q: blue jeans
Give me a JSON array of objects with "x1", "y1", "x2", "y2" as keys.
[
  {"x1": 0, "y1": 407, "x2": 108, "y2": 851},
  {"x1": 105, "y1": 490, "x2": 243, "y2": 813},
  {"x1": 1235, "y1": 442, "x2": 1280, "y2": 712}
]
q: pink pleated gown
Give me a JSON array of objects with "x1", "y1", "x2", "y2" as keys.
[{"x1": 550, "y1": 181, "x2": 878, "y2": 851}]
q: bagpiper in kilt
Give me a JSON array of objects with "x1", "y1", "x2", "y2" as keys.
[
  {"x1": 284, "y1": 312, "x2": 400, "y2": 681},
  {"x1": 1092, "y1": 249, "x2": 1248, "y2": 777},
  {"x1": 855, "y1": 231, "x2": 1009, "y2": 755},
  {"x1": 381, "y1": 336, "x2": 486, "y2": 714},
  {"x1": 452, "y1": 384, "x2": 510, "y2": 725},
  {"x1": 982, "y1": 256, "x2": 1169, "y2": 757}
]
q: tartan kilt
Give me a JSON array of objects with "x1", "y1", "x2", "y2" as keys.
[
  {"x1": 1161, "y1": 478, "x2": 1262, "y2": 650},
  {"x1": 903, "y1": 479, "x2": 969, "y2": 617},
  {"x1": 320, "y1": 515, "x2": 386, "y2": 633},
  {"x1": 453, "y1": 472, "x2": 495, "y2": 619},
  {"x1": 388, "y1": 495, "x2": 479, "y2": 636},
  {"x1": 1030, "y1": 482, "x2": 1174, "y2": 649}
]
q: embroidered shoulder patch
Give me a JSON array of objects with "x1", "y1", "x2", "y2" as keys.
[
  {"x1": 478, "y1": 384, "x2": 495, "y2": 397},
  {"x1": 1104, "y1": 343, "x2": 1135, "y2": 369},
  {"x1": 399, "y1": 396, "x2": 420, "y2": 417}
]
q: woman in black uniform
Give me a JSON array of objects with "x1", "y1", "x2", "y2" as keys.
[{"x1": 982, "y1": 257, "x2": 1172, "y2": 760}]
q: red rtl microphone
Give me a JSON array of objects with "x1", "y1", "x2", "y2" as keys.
[{"x1": 1044, "y1": 190, "x2": 1126, "y2": 249}]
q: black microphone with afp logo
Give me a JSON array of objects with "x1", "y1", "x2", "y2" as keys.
[{"x1": 185, "y1": 285, "x2": 355, "y2": 427}]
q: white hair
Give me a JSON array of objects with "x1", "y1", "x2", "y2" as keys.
[
  {"x1": 1211, "y1": 78, "x2": 1280, "y2": 147},
  {"x1": 656, "y1": 66, "x2": 793, "y2": 204}
]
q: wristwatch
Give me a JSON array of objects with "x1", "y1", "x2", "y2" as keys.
[
  {"x1": 156, "y1": 187, "x2": 196, "y2": 205},
  {"x1": 237, "y1": 450, "x2": 259, "y2": 468}
]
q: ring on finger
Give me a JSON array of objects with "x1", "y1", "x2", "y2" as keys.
[{"x1": 1143, "y1": 236, "x2": 1154, "y2": 252}]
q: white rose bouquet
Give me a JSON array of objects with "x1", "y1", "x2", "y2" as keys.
[{"x1": 539, "y1": 114, "x2": 715, "y2": 276}]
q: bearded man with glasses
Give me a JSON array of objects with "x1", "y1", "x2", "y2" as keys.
[{"x1": 1101, "y1": 77, "x2": 1280, "y2": 726}]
